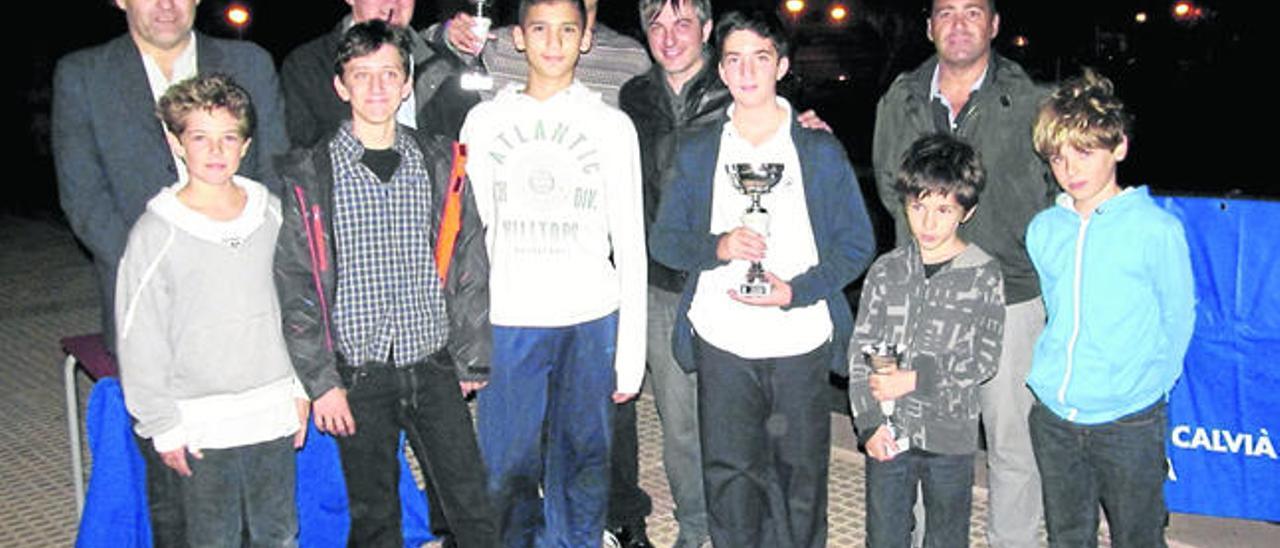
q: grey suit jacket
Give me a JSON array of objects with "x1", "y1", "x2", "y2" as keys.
[{"x1": 52, "y1": 32, "x2": 288, "y2": 338}]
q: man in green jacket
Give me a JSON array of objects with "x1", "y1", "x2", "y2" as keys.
[{"x1": 871, "y1": 1, "x2": 1053, "y2": 546}]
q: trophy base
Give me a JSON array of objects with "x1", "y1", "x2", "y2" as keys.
[
  {"x1": 884, "y1": 421, "x2": 910, "y2": 457},
  {"x1": 739, "y1": 281, "x2": 771, "y2": 297}
]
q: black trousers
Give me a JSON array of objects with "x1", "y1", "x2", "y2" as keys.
[
  {"x1": 608, "y1": 398, "x2": 652, "y2": 530},
  {"x1": 695, "y1": 337, "x2": 831, "y2": 548},
  {"x1": 336, "y1": 354, "x2": 499, "y2": 548},
  {"x1": 136, "y1": 431, "x2": 187, "y2": 547}
]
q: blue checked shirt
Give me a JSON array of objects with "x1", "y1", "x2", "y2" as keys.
[{"x1": 329, "y1": 123, "x2": 448, "y2": 366}]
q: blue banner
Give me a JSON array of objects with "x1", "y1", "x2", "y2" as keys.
[{"x1": 1158, "y1": 196, "x2": 1280, "y2": 522}]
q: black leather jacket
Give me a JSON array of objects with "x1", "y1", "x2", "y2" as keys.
[
  {"x1": 273, "y1": 128, "x2": 492, "y2": 399},
  {"x1": 619, "y1": 59, "x2": 731, "y2": 293}
]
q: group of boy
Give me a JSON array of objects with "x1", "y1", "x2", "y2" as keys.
[{"x1": 53, "y1": 0, "x2": 1195, "y2": 547}]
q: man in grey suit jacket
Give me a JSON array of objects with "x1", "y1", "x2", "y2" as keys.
[
  {"x1": 51, "y1": 0, "x2": 286, "y2": 544},
  {"x1": 53, "y1": 0, "x2": 286, "y2": 347}
]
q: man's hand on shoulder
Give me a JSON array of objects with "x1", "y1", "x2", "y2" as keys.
[
  {"x1": 612, "y1": 392, "x2": 638, "y2": 404},
  {"x1": 797, "y1": 109, "x2": 832, "y2": 133},
  {"x1": 313, "y1": 387, "x2": 356, "y2": 436}
]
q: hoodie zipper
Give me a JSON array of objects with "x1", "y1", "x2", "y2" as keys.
[{"x1": 1059, "y1": 215, "x2": 1089, "y2": 421}]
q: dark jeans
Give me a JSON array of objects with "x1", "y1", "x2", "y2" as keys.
[
  {"x1": 181, "y1": 436, "x2": 297, "y2": 547},
  {"x1": 865, "y1": 449, "x2": 975, "y2": 548},
  {"x1": 608, "y1": 398, "x2": 652, "y2": 530},
  {"x1": 695, "y1": 337, "x2": 831, "y2": 548},
  {"x1": 336, "y1": 353, "x2": 499, "y2": 548},
  {"x1": 1030, "y1": 399, "x2": 1169, "y2": 548},
  {"x1": 136, "y1": 430, "x2": 187, "y2": 547}
]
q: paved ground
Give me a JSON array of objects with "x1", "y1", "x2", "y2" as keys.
[{"x1": 0, "y1": 214, "x2": 1274, "y2": 547}]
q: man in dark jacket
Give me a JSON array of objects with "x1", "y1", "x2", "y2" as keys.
[
  {"x1": 617, "y1": 1, "x2": 724, "y2": 546},
  {"x1": 871, "y1": 1, "x2": 1054, "y2": 546},
  {"x1": 273, "y1": 21, "x2": 497, "y2": 547},
  {"x1": 281, "y1": 0, "x2": 462, "y2": 148}
]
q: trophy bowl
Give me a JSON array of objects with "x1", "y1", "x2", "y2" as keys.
[{"x1": 726, "y1": 163, "x2": 785, "y2": 198}]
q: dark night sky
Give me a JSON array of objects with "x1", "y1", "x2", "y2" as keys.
[{"x1": 12, "y1": 1, "x2": 1271, "y2": 214}]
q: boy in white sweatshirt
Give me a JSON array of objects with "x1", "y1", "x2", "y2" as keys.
[
  {"x1": 458, "y1": 0, "x2": 646, "y2": 545},
  {"x1": 115, "y1": 74, "x2": 307, "y2": 546}
]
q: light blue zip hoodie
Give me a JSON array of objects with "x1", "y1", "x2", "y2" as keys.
[{"x1": 1026, "y1": 185, "x2": 1195, "y2": 424}]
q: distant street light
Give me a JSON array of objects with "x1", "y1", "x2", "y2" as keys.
[
  {"x1": 1172, "y1": 1, "x2": 1204, "y2": 24},
  {"x1": 226, "y1": 4, "x2": 250, "y2": 28},
  {"x1": 1135, "y1": 11, "x2": 1148, "y2": 23},
  {"x1": 784, "y1": 0, "x2": 806, "y2": 17},
  {"x1": 1172, "y1": 1, "x2": 1199, "y2": 20},
  {"x1": 1012, "y1": 35, "x2": 1028, "y2": 48},
  {"x1": 829, "y1": 4, "x2": 849, "y2": 23}
]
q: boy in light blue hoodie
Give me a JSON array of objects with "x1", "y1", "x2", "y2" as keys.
[{"x1": 1026, "y1": 68, "x2": 1195, "y2": 547}]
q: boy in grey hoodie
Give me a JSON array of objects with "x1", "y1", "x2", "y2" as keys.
[
  {"x1": 115, "y1": 74, "x2": 308, "y2": 546},
  {"x1": 850, "y1": 133, "x2": 1005, "y2": 548}
]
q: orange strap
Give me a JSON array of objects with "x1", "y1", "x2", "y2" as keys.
[{"x1": 435, "y1": 142, "x2": 467, "y2": 285}]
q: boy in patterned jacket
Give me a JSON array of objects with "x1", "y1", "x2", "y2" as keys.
[{"x1": 850, "y1": 133, "x2": 1005, "y2": 548}]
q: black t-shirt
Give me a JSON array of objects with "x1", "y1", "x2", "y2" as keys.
[{"x1": 361, "y1": 148, "x2": 402, "y2": 182}]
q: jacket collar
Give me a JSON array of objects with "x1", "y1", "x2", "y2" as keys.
[
  {"x1": 1053, "y1": 185, "x2": 1149, "y2": 217},
  {"x1": 902, "y1": 237, "x2": 994, "y2": 275},
  {"x1": 908, "y1": 53, "x2": 1008, "y2": 101}
]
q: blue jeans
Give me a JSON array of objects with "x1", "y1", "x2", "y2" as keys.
[
  {"x1": 479, "y1": 313, "x2": 618, "y2": 548},
  {"x1": 865, "y1": 449, "x2": 975, "y2": 548},
  {"x1": 1029, "y1": 399, "x2": 1169, "y2": 548},
  {"x1": 181, "y1": 435, "x2": 297, "y2": 547}
]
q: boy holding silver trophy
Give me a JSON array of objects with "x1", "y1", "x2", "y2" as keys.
[
  {"x1": 849, "y1": 133, "x2": 1005, "y2": 548},
  {"x1": 649, "y1": 10, "x2": 874, "y2": 548}
]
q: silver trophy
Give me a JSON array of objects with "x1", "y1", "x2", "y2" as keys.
[
  {"x1": 865, "y1": 342, "x2": 909, "y2": 456},
  {"x1": 724, "y1": 162, "x2": 785, "y2": 296}
]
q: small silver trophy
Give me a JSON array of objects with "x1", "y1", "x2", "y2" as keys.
[
  {"x1": 724, "y1": 162, "x2": 784, "y2": 296},
  {"x1": 459, "y1": 0, "x2": 494, "y2": 91},
  {"x1": 866, "y1": 342, "x2": 909, "y2": 456}
]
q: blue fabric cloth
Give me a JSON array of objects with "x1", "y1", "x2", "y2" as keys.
[
  {"x1": 78, "y1": 378, "x2": 152, "y2": 547},
  {"x1": 648, "y1": 118, "x2": 876, "y2": 376},
  {"x1": 1159, "y1": 196, "x2": 1280, "y2": 522},
  {"x1": 1026, "y1": 186, "x2": 1195, "y2": 424},
  {"x1": 79, "y1": 381, "x2": 432, "y2": 547}
]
